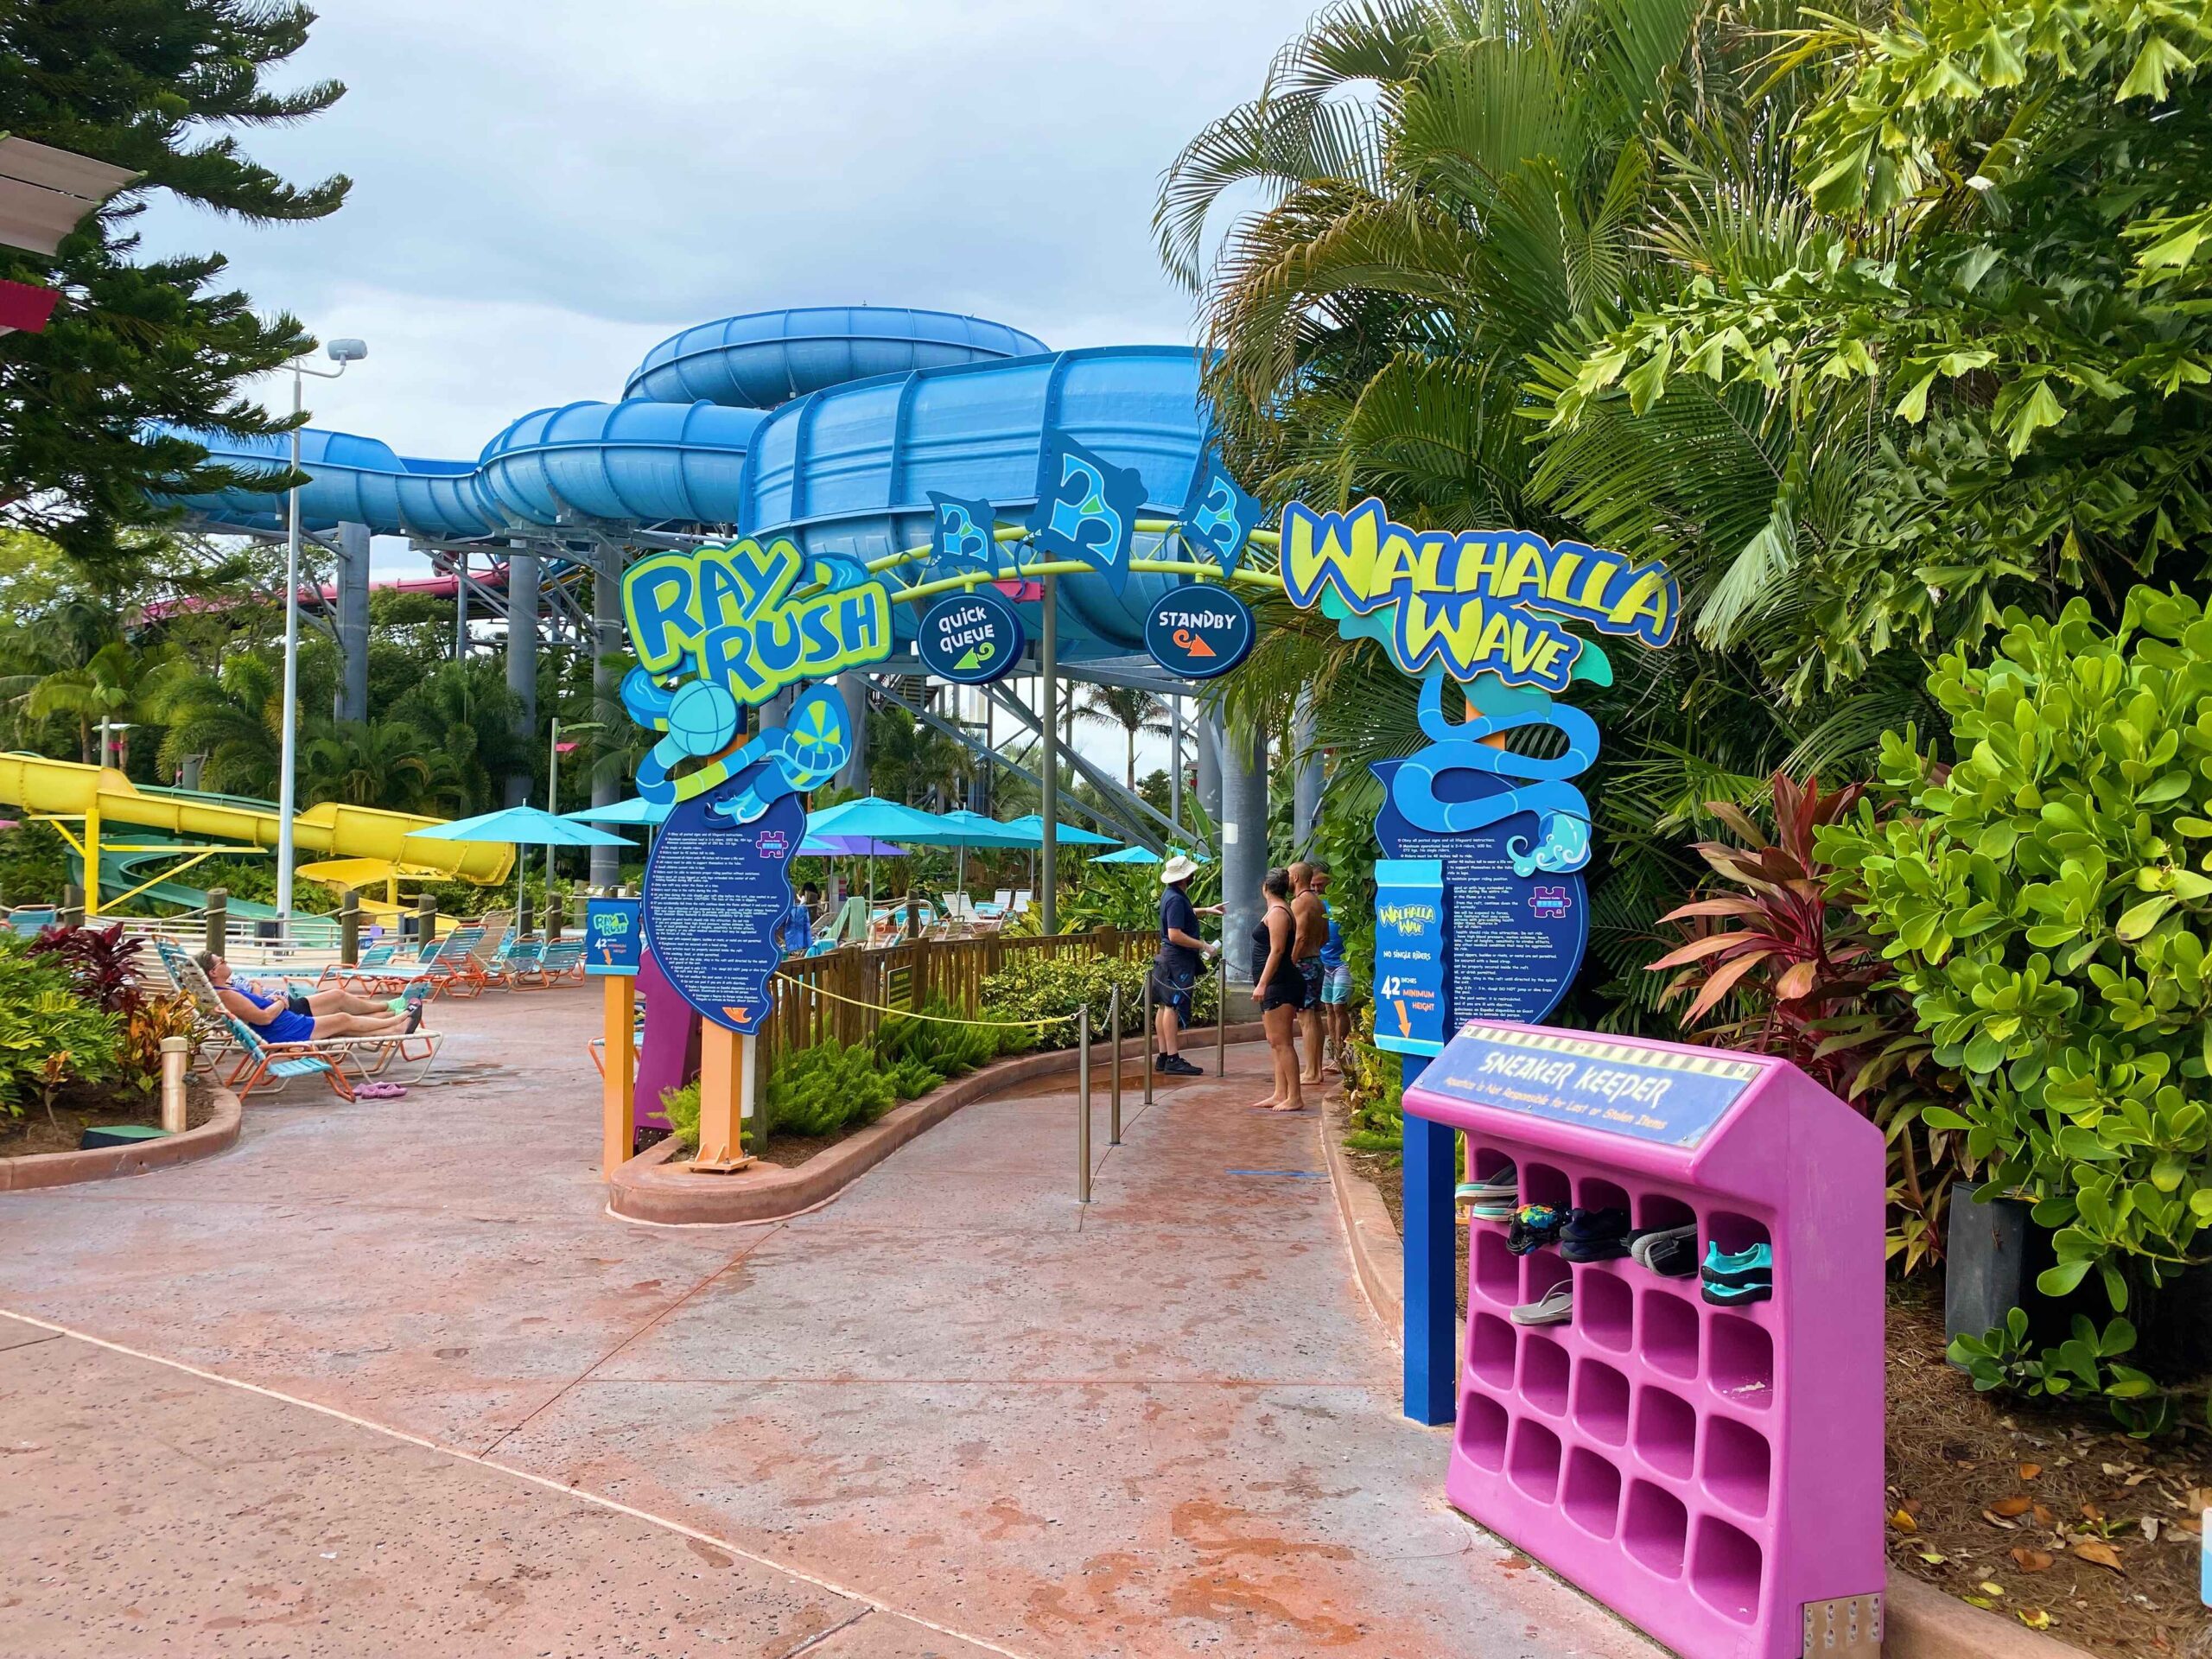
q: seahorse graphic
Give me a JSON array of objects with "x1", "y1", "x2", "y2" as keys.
[{"x1": 1389, "y1": 676, "x2": 1599, "y2": 875}]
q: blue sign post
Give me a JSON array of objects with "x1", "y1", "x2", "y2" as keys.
[
  {"x1": 583, "y1": 897, "x2": 642, "y2": 976},
  {"x1": 643, "y1": 783, "x2": 804, "y2": 1034}
]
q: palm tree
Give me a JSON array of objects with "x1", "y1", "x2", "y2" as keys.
[
  {"x1": 1071, "y1": 683, "x2": 1169, "y2": 790},
  {"x1": 144, "y1": 653, "x2": 283, "y2": 795},
  {"x1": 385, "y1": 659, "x2": 531, "y2": 816},
  {"x1": 6, "y1": 639, "x2": 188, "y2": 767},
  {"x1": 296, "y1": 718, "x2": 445, "y2": 813}
]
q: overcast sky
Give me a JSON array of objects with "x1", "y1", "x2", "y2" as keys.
[{"x1": 137, "y1": 0, "x2": 1321, "y2": 791}]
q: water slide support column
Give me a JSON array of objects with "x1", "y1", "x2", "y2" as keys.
[
  {"x1": 836, "y1": 672, "x2": 870, "y2": 792},
  {"x1": 1169, "y1": 695, "x2": 1184, "y2": 836},
  {"x1": 1039, "y1": 575, "x2": 1058, "y2": 935},
  {"x1": 1221, "y1": 723, "x2": 1268, "y2": 984},
  {"x1": 1198, "y1": 712, "x2": 1224, "y2": 827},
  {"x1": 505, "y1": 546, "x2": 539, "y2": 810},
  {"x1": 590, "y1": 550, "x2": 623, "y2": 889},
  {"x1": 1293, "y1": 692, "x2": 1322, "y2": 857},
  {"x1": 335, "y1": 521, "x2": 371, "y2": 724}
]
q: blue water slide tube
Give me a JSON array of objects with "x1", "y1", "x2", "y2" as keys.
[
  {"x1": 151, "y1": 425, "x2": 506, "y2": 539},
  {"x1": 625, "y1": 306, "x2": 1046, "y2": 409},
  {"x1": 475, "y1": 400, "x2": 764, "y2": 527},
  {"x1": 741, "y1": 346, "x2": 1211, "y2": 652}
]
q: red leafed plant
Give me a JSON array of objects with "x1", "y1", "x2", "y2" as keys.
[
  {"x1": 1645, "y1": 772, "x2": 1961, "y2": 1272},
  {"x1": 27, "y1": 922, "x2": 146, "y2": 1016}
]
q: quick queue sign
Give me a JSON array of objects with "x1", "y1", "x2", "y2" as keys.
[
  {"x1": 918, "y1": 589, "x2": 1025, "y2": 684},
  {"x1": 1143, "y1": 582, "x2": 1254, "y2": 680}
]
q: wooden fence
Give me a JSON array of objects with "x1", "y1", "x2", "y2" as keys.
[{"x1": 760, "y1": 927, "x2": 1152, "y2": 1070}]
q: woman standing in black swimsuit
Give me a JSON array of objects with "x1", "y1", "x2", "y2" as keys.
[{"x1": 1251, "y1": 867, "x2": 1306, "y2": 1112}]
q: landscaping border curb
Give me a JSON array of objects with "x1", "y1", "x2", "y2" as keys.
[
  {"x1": 1316, "y1": 1103, "x2": 2095, "y2": 1659},
  {"x1": 607, "y1": 1021, "x2": 1268, "y2": 1225},
  {"x1": 0, "y1": 1088, "x2": 243, "y2": 1192}
]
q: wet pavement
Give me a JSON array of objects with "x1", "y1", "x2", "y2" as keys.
[{"x1": 0, "y1": 989, "x2": 1656, "y2": 1657}]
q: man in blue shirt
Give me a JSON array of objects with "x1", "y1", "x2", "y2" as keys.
[{"x1": 1150, "y1": 854, "x2": 1219, "y2": 1076}]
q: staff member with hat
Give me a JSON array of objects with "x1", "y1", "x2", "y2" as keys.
[{"x1": 1150, "y1": 853, "x2": 1220, "y2": 1076}]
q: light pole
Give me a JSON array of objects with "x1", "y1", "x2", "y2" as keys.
[
  {"x1": 276, "y1": 336, "x2": 367, "y2": 922},
  {"x1": 547, "y1": 718, "x2": 596, "y2": 891}
]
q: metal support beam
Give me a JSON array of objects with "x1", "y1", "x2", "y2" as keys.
[
  {"x1": 1293, "y1": 691, "x2": 1322, "y2": 857},
  {"x1": 334, "y1": 521, "x2": 372, "y2": 724},
  {"x1": 1197, "y1": 710, "x2": 1224, "y2": 824},
  {"x1": 1039, "y1": 577, "x2": 1058, "y2": 933},
  {"x1": 1221, "y1": 720, "x2": 1268, "y2": 984},
  {"x1": 505, "y1": 547, "x2": 539, "y2": 809},
  {"x1": 976, "y1": 683, "x2": 1178, "y2": 849},
  {"x1": 836, "y1": 671, "x2": 870, "y2": 791},
  {"x1": 590, "y1": 546, "x2": 624, "y2": 889}
]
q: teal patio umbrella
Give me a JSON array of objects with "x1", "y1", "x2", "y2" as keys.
[
  {"x1": 1093, "y1": 845, "x2": 1209, "y2": 866},
  {"x1": 411, "y1": 804, "x2": 631, "y2": 924},
  {"x1": 999, "y1": 813, "x2": 1120, "y2": 847}
]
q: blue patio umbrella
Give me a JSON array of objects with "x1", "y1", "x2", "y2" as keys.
[
  {"x1": 566, "y1": 797, "x2": 668, "y2": 826},
  {"x1": 999, "y1": 813, "x2": 1121, "y2": 847},
  {"x1": 1092, "y1": 845, "x2": 1210, "y2": 866},
  {"x1": 411, "y1": 804, "x2": 631, "y2": 920}
]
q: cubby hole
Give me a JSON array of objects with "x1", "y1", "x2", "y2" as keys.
[
  {"x1": 1637, "y1": 1191, "x2": 1697, "y2": 1234},
  {"x1": 1703, "y1": 1415, "x2": 1772, "y2": 1516},
  {"x1": 1521, "y1": 1161, "x2": 1571, "y2": 1211},
  {"x1": 1561, "y1": 1447, "x2": 1623, "y2": 1539},
  {"x1": 1706, "y1": 1209, "x2": 1771, "y2": 1258},
  {"x1": 1622, "y1": 1479, "x2": 1688, "y2": 1578},
  {"x1": 1581, "y1": 1269, "x2": 1633, "y2": 1352},
  {"x1": 1642, "y1": 1288, "x2": 1700, "y2": 1378},
  {"x1": 1577, "y1": 1175, "x2": 1630, "y2": 1216},
  {"x1": 1689, "y1": 1515, "x2": 1765, "y2": 1624},
  {"x1": 1709, "y1": 1313, "x2": 1775, "y2": 1408},
  {"x1": 1522, "y1": 1246, "x2": 1570, "y2": 1307},
  {"x1": 1521, "y1": 1334, "x2": 1570, "y2": 1416},
  {"x1": 1633, "y1": 1384, "x2": 1697, "y2": 1479},
  {"x1": 1457, "y1": 1391, "x2": 1509, "y2": 1471},
  {"x1": 1572, "y1": 1357, "x2": 1630, "y2": 1445},
  {"x1": 1507, "y1": 1417, "x2": 1562, "y2": 1503},
  {"x1": 1470, "y1": 1143, "x2": 1516, "y2": 1184},
  {"x1": 1472, "y1": 1227, "x2": 1520, "y2": 1306},
  {"x1": 1468, "y1": 1314, "x2": 1516, "y2": 1390}
]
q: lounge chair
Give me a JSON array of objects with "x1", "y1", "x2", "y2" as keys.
[
  {"x1": 162, "y1": 941, "x2": 441, "y2": 1089},
  {"x1": 5, "y1": 906, "x2": 56, "y2": 938},
  {"x1": 510, "y1": 938, "x2": 585, "y2": 988},
  {"x1": 332, "y1": 926, "x2": 483, "y2": 997}
]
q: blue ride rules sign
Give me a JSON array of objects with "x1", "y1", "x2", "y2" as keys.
[
  {"x1": 583, "y1": 897, "x2": 642, "y2": 976},
  {"x1": 1371, "y1": 757, "x2": 1587, "y2": 1027},
  {"x1": 1144, "y1": 582, "x2": 1255, "y2": 680},
  {"x1": 1420, "y1": 1022, "x2": 1764, "y2": 1150},
  {"x1": 917, "y1": 590, "x2": 1025, "y2": 684},
  {"x1": 642, "y1": 772, "x2": 804, "y2": 1033},
  {"x1": 1373, "y1": 858, "x2": 1446, "y2": 1056}
]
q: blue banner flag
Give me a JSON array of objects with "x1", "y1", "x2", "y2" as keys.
[
  {"x1": 1027, "y1": 429, "x2": 1144, "y2": 596},
  {"x1": 925, "y1": 492, "x2": 1011, "y2": 580},
  {"x1": 1179, "y1": 450, "x2": 1262, "y2": 576}
]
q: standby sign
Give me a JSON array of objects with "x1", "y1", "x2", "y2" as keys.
[
  {"x1": 1144, "y1": 582, "x2": 1255, "y2": 680},
  {"x1": 918, "y1": 589, "x2": 1026, "y2": 684}
]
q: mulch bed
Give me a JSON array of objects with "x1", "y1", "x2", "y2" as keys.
[
  {"x1": 0, "y1": 1081, "x2": 221, "y2": 1159},
  {"x1": 1885, "y1": 1283, "x2": 2208, "y2": 1657},
  {"x1": 1337, "y1": 1116, "x2": 2209, "y2": 1657},
  {"x1": 635, "y1": 1123, "x2": 858, "y2": 1172}
]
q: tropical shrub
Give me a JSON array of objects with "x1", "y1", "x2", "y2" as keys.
[
  {"x1": 764, "y1": 1037, "x2": 897, "y2": 1139},
  {"x1": 1948, "y1": 1310, "x2": 2172, "y2": 1438},
  {"x1": 0, "y1": 944, "x2": 119, "y2": 1120},
  {"x1": 981, "y1": 951, "x2": 1218, "y2": 1046},
  {"x1": 1821, "y1": 589, "x2": 2212, "y2": 1316},
  {"x1": 875, "y1": 998, "x2": 1000, "y2": 1077},
  {"x1": 28, "y1": 922, "x2": 145, "y2": 1014},
  {"x1": 1646, "y1": 773, "x2": 1961, "y2": 1270},
  {"x1": 118, "y1": 993, "x2": 199, "y2": 1094}
]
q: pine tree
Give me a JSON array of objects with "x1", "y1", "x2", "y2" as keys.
[{"x1": 0, "y1": 2, "x2": 350, "y2": 572}]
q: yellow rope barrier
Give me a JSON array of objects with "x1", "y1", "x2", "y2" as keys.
[{"x1": 771, "y1": 970, "x2": 1077, "y2": 1029}]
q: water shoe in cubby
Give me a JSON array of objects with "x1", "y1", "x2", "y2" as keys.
[
  {"x1": 1559, "y1": 1207, "x2": 1632, "y2": 1262},
  {"x1": 1455, "y1": 1167, "x2": 1517, "y2": 1222},
  {"x1": 1506, "y1": 1204, "x2": 1566, "y2": 1256},
  {"x1": 1628, "y1": 1222, "x2": 1700, "y2": 1276},
  {"x1": 1509, "y1": 1281, "x2": 1574, "y2": 1326},
  {"x1": 1700, "y1": 1241, "x2": 1773, "y2": 1305}
]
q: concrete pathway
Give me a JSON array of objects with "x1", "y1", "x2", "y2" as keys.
[{"x1": 0, "y1": 990, "x2": 1656, "y2": 1657}]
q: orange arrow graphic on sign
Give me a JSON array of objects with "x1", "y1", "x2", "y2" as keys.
[{"x1": 1393, "y1": 998, "x2": 1411, "y2": 1036}]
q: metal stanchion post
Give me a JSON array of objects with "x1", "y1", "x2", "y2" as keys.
[
  {"x1": 1109, "y1": 983, "x2": 1122, "y2": 1146},
  {"x1": 1141, "y1": 969, "x2": 1154, "y2": 1107},
  {"x1": 1077, "y1": 1007, "x2": 1091, "y2": 1204},
  {"x1": 1216, "y1": 948, "x2": 1228, "y2": 1077}
]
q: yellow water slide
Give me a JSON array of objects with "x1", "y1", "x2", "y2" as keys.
[{"x1": 0, "y1": 755, "x2": 513, "y2": 912}]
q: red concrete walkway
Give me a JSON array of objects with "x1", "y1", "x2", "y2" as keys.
[{"x1": 0, "y1": 989, "x2": 1656, "y2": 1657}]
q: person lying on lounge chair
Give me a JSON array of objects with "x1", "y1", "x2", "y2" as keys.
[{"x1": 197, "y1": 952, "x2": 424, "y2": 1039}]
